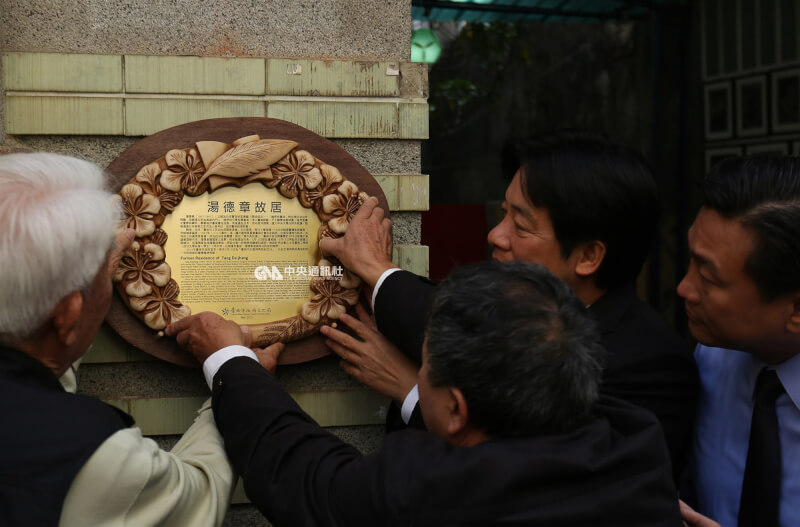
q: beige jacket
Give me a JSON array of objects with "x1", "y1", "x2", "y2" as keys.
[{"x1": 58, "y1": 398, "x2": 234, "y2": 527}]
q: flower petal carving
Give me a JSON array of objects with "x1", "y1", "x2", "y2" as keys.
[
  {"x1": 128, "y1": 280, "x2": 190, "y2": 330},
  {"x1": 135, "y1": 162, "x2": 182, "y2": 213},
  {"x1": 114, "y1": 241, "x2": 171, "y2": 298},
  {"x1": 116, "y1": 184, "x2": 162, "y2": 237},
  {"x1": 322, "y1": 181, "x2": 368, "y2": 234},
  {"x1": 150, "y1": 229, "x2": 168, "y2": 246},
  {"x1": 300, "y1": 163, "x2": 344, "y2": 209},
  {"x1": 135, "y1": 162, "x2": 161, "y2": 187},
  {"x1": 160, "y1": 148, "x2": 205, "y2": 193},
  {"x1": 268, "y1": 150, "x2": 323, "y2": 199},
  {"x1": 300, "y1": 278, "x2": 359, "y2": 324}
]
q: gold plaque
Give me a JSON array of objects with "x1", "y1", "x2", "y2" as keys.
[
  {"x1": 106, "y1": 118, "x2": 387, "y2": 365},
  {"x1": 161, "y1": 183, "x2": 324, "y2": 324}
]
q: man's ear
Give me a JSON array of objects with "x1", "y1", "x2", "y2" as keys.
[
  {"x1": 572, "y1": 240, "x2": 607, "y2": 278},
  {"x1": 446, "y1": 386, "x2": 470, "y2": 437},
  {"x1": 785, "y1": 291, "x2": 800, "y2": 334},
  {"x1": 51, "y1": 292, "x2": 84, "y2": 347}
]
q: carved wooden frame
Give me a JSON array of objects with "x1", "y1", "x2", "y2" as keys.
[{"x1": 106, "y1": 118, "x2": 388, "y2": 366}]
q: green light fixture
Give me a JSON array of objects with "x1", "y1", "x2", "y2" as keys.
[{"x1": 411, "y1": 28, "x2": 442, "y2": 64}]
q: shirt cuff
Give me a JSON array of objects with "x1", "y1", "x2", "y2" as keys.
[
  {"x1": 372, "y1": 267, "x2": 404, "y2": 311},
  {"x1": 202, "y1": 345, "x2": 258, "y2": 390},
  {"x1": 400, "y1": 384, "x2": 420, "y2": 424}
]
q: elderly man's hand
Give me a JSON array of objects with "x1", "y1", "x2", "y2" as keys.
[
  {"x1": 166, "y1": 312, "x2": 248, "y2": 364},
  {"x1": 318, "y1": 196, "x2": 397, "y2": 288},
  {"x1": 321, "y1": 303, "x2": 418, "y2": 403}
]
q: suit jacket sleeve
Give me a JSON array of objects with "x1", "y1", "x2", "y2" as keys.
[
  {"x1": 59, "y1": 398, "x2": 234, "y2": 527},
  {"x1": 212, "y1": 357, "x2": 392, "y2": 527},
  {"x1": 374, "y1": 270, "x2": 437, "y2": 364},
  {"x1": 211, "y1": 358, "x2": 685, "y2": 527}
]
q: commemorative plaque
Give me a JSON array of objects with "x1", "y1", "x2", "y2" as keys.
[{"x1": 106, "y1": 118, "x2": 389, "y2": 366}]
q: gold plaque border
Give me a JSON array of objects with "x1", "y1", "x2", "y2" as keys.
[{"x1": 105, "y1": 117, "x2": 389, "y2": 367}]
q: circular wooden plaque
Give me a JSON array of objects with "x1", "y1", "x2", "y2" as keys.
[{"x1": 106, "y1": 117, "x2": 389, "y2": 367}]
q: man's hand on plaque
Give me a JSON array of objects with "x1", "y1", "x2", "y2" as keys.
[
  {"x1": 167, "y1": 312, "x2": 248, "y2": 363},
  {"x1": 241, "y1": 326, "x2": 284, "y2": 375},
  {"x1": 318, "y1": 196, "x2": 397, "y2": 288},
  {"x1": 321, "y1": 303, "x2": 419, "y2": 404}
]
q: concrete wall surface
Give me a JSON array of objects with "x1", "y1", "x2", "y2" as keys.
[{"x1": 0, "y1": 0, "x2": 410, "y2": 59}]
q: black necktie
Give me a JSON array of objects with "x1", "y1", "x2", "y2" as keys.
[{"x1": 738, "y1": 368, "x2": 785, "y2": 527}]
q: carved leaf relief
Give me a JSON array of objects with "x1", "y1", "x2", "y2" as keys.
[{"x1": 202, "y1": 139, "x2": 297, "y2": 184}]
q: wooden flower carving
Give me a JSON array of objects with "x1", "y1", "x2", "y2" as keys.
[
  {"x1": 160, "y1": 148, "x2": 205, "y2": 193},
  {"x1": 300, "y1": 163, "x2": 344, "y2": 209},
  {"x1": 136, "y1": 162, "x2": 182, "y2": 212},
  {"x1": 300, "y1": 278, "x2": 359, "y2": 325},
  {"x1": 114, "y1": 241, "x2": 171, "y2": 298},
  {"x1": 128, "y1": 280, "x2": 191, "y2": 330},
  {"x1": 268, "y1": 150, "x2": 323, "y2": 199},
  {"x1": 116, "y1": 184, "x2": 161, "y2": 237},
  {"x1": 322, "y1": 180, "x2": 369, "y2": 234}
]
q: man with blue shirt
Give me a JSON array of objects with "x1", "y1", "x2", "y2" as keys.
[{"x1": 677, "y1": 155, "x2": 800, "y2": 527}]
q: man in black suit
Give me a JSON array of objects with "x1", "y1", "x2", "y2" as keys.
[
  {"x1": 169, "y1": 261, "x2": 682, "y2": 526},
  {"x1": 320, "y1": 131, "x2": 698, "y2": 484}
]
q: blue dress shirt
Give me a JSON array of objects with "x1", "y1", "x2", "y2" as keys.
[{"x1": 691, "y1": 345, "x2": 800, "y2": 527}]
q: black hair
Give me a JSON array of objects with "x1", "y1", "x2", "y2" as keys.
[
  {"x1": 703, "y1": 155, "x2": 800, "y2": 301},
  {"x1": 506, "y1": 131, "x2": 659, "y2": 290},
  {"x1": 425, "y1": 260, "x2": 605, "y2": 438}
]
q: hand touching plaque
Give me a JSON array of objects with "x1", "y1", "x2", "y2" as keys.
[{"x1": 113, "y1": 134, "x2": 370, "y2": 348}]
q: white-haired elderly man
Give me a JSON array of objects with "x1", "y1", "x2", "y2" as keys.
[{"x1": 0, "y1": 153, "x2": 234, "y2": 526}]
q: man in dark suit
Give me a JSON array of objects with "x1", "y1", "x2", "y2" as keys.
[
  {"x1": 169, "y1": 261, "x2": 682, "y2": 526},
  {"x1": 320, "y1": 131, "x2": 698, "y2": 484}
]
